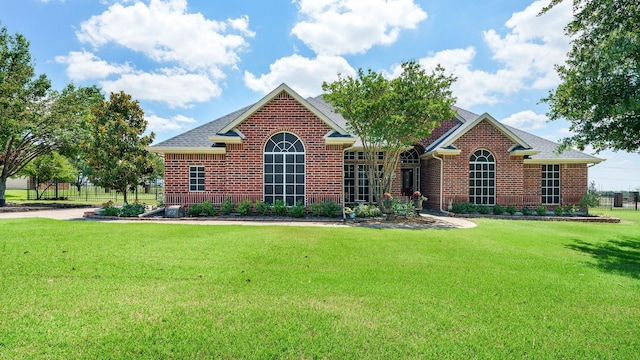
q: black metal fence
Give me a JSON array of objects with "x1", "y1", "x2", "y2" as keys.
[
  {"x1": 599, "y1": 191, "x2": 639, "y2": 210},
  {"x1": 27, "y1": 180, "x2": 164, "y2": 205}
]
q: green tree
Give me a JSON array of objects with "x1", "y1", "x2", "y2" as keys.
[
  {"x1": 541, "y1": 0, "x2": 640, "y2": 152},
  {"x1": 322, "y1": 61, "x2": 456, "y2": 210},
  {"x1": 84, "y1": 91, "x2": 155, "y2": 204},
  {"x1": 0, "y1": 25, "x2": 103, "y2": 206},
  {"x1": 18, "y1": 152, "x2": 77, "y2": 200}
]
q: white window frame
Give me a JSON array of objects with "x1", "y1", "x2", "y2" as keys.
[
  {"x1": 542, "y1": 164, "x2": 561, "y2": 204},
  {"x1": 189, "y1": 165, "x2": 205, "y2": 192}
]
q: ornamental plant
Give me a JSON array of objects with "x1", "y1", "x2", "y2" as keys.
[{"x1": 411, "y1": 191, "x2": 427, "y2": 201}]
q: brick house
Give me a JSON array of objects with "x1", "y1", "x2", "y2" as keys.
[{"x1": 150, "y1": 83, "x2": 603, "y2": 212}]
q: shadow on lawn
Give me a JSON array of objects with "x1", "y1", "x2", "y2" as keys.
[{"x1": 567, "y1": 236, "x2": 640, "y2": 279}]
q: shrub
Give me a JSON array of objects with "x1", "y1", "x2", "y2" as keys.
[
  {"x1": 564, "y1": 204, "x2": 576, "y2": 216},
  {"x1": 289, "y1": 201, "x2": 306, "y2": 218},
  {"x1": 187, "y1": 204, "x2": 203, "y2": 217},
  {"x1": 477, "y1": 204, "x2": 490, "y2": 214},
  {"x1": 354, "y1": 204, "x2": 379, "y2": 218},
  {"x1": 554, "y1": 206, "x2": 564, "y2": 216},
  {"x1": 492, "y1": 204, "x2": 504, "y2": 215},
  {"x1": 254, "y1": 200, "x2": 271, "y2": 216},
  {"x1": 451, "y1": 202, "x2": 475, "y2": 214},
  {"x1": 505, "y1": 205, "x2": 518, "y2": 215},
  {"x1": 535, "y1": 205, "x2": 547, "y2": 216},
  {"x1": 521, "y1": 206, "x2": 533, "y2": 216},
  {"x1": 102, "y1": 206, "x2": 120, "y2": 217},
  {"x1": 237, "y1": 200, "x2": 252, "y2": 216},
  {"x1": 220, "y1": 198, "x2": 234, "y2": 215},
  {"x1": 310, "y1": 202, "x2": 323, "y2": 217},
  {"x1": 200, "y1": 201, "x2": 218, "y2": 216},
  {"x1": 393, "y1": 201, "x2": 414, "y2": 216},
  {"x1": 579, "y1": 190, "x2": 600, "y2": 214},
  {"x1": 273, "y1": 199, "x2": 287, "y2": 216},
  {"x1": 120, "y1": 202, "x2": 145, "y2": 217},
  {"x1": 322, "y1": 201, "x2": 342, "y2": 218}
]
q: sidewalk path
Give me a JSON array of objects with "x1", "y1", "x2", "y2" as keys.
[{"x1": 0, "y1": 207, "x2": 476, "y2": 229}]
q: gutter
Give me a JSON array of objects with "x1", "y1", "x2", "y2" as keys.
[{"x1": 432, "y1": 153, "x2": 447, "y2": 213}]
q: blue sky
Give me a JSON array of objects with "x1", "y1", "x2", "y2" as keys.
[{"x1": 1, "y1": 0, "x2": 638, "y2": 191}]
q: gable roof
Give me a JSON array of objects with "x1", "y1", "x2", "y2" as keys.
[
  {"x1": 424, "y1": 107, "x2": 603, "y2": 164},
  {"x1": 151, "y1": 84, "x2": 353, "y2": 154}
]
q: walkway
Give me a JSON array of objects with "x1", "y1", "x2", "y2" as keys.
[{"x1": 0, "y1": 207, "x2": 476, "y2": 229}]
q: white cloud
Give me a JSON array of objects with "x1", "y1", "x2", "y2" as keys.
[
  {"x1": 146, "y1": 113, "x2": 197, "y2": 133},
  {"x1": 100, "y1": 68, "x2": 221, "y2": 108},
  {"x1": 244, "y1": 55, "x2": 356, "y2": 97},
  {"x1": 63, "y1": 0, "x2": 254, "y2": 107},
  {"x1": 78, "y1": 0, "x2": 250, "y2": 76},
  {"x1": 55, "y1": 51, "x2": 132, "y2": 81},
  {"x1": 291, "y1": 0, "x2": 427, "y2": 56},
  {"x1": 412, "y1": 0, "x2": 571, "y2": 108},
  {"x1": 501, "y1": 110, "x2": 548, "y2": 130}
]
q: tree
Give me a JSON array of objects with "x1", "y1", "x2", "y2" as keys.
[
  {"x1": 84, "y1": 91, "x2": 155, "y2": 204},
  {"x1": 0, "y1": 25, "x2": 103, "y2": 206},
  {"x1": 541, "y1": 0, "x2": 640, "y2": 153},
  {"x1": 18, "y1": 152, "x2": 77, "y2": 200},
  {"x1": 141, "y1": 152, "x2": 164, "y2": 193},
  {"x1": 322, "y1": 61, "x2": 456, "y2": 210}
]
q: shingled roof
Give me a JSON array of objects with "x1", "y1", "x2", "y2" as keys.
[{"x1": 150, "y1": 84, "x2": 603, "y2": 164}]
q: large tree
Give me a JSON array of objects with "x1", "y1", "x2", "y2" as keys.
[
  {"x1": 541, "y1": 0, "x2": 640, "y2": 152},
  {"x1": 0, "y1": 25, "x2": 103, "y2": 206},
  {"x1": 322, "y1": 61, "x2": 456, "y2": 210},
  {"x1": 84, "y1": 91, "x2": 155, "y2": 204}
]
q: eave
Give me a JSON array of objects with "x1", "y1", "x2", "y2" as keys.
[{"x1": 148, "y1": 146, "x2": 227, "y2": 155}]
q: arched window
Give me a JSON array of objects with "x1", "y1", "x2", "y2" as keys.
[
  {"x1": 264, "y1": 132, "x2": 305, "y2": 206},
  {"x1": 469, "y1": 149, "x2": 495, "y2": 205},
  {"x1": 400, "y1": 148, "x2": 420, "y2": 165}
]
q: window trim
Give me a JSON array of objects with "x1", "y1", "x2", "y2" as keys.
[
  {"x1": 189, "y1": 165, "x2": 205, "y2": 192},
  {"x1": 541, "y1": 164, "x2": 561, "y2": 204},
  {"x1": 263, "y1": 132, "x2": 305, "y2": 206},
  {"x1": 469, "y1": 149, "x2": 496, "y2": 205}
]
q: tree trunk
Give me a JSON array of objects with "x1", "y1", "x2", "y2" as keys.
[
  {"x1": 0, "y1": 177, "x2": 6, "y2": 207},
  {"x1": 123, "y1": 189, "x2": 128, "y2": 204}
]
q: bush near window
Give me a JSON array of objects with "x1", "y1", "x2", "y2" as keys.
[
  {"x1": 273, "y1": 199, "x2": 287, "y2": 216},
  {"x1": 505, "y1": 205, "x2": 518, "y2": 215},
  {"x1": 310, "y1": 202, "x2": 323, "y2": 217},
  {"x1": 521, "y1": 206, "x2": 533, "y2": 216},
  {"x1": 554, "y1": 206, "x2": 564, "y2": 216},
  {"x1": 564, "y1": 204, "x2": 576, "y2": 216},
  {"x1": 220, "y1": 198, "x2": 234, "y2": 215},
  {"x1": 492, "y1": 205, "x2": 504, "y2": 215},
  {"x1": 187, "y1": 204, "x2": 203, "y2": 217},
  {"x1": 289, "y1": 201, "x2": 306, "y2": 218},
  {"x1": 200, "y1": 201, "x2": 218, "y2": 216},
  {"x1": 254, "y1": 200, "x2": 271, "y2": 215},
  {"x1": 321, "y1": 201, "x2": 342, "y2": 218},
  {"x1": 236, "y1": 200, "x2": 252, "y2": 215},
  {"x1": 451, "y1": 202, "x2": 476, "y2": 214},
  {"x1": 536, "y1": 205, "x2": 548, "y2": 216},
  {"x1": 477, "y1": 204, "x2": 490, "y2": 214}
]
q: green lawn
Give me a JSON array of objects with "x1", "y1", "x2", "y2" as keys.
[{"x1": 1, "y1": 211, "x2": 638, "y2": 359}]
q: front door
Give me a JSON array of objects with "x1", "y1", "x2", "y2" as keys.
[{"x1": 401, "y1": 168, "x2": 413, "y2": 197}]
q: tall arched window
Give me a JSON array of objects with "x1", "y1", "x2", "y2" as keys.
[
  {"x1": 264, "y1": 132, "x2": 305, "y2": 206},
  {"x1": 469, "y1": 149, "x2": 495, "y2": 205}
]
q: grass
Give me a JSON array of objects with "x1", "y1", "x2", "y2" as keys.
[
  {"x1": 1, "y1": 210, "x2": 639, "y2": 358},
  {"x1": 3, "y1": 189, "x2": 160, "y2": 206}
]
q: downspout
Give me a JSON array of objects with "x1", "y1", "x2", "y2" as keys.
[{"x1": 432, "y1": 153, "x2": 448, "y2": 213}]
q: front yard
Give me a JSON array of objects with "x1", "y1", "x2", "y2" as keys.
[{"x1": 0, "y1": 210, "x2": 638, "y2": 358}]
